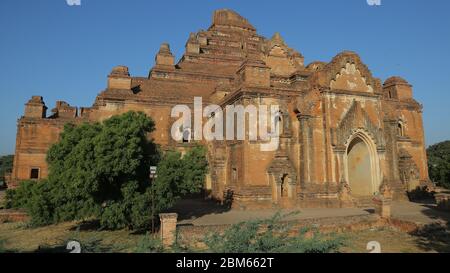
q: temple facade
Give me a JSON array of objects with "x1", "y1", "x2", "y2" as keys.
[{"x1": 9, "y1": 9, "x2": 431, "y2": 208}]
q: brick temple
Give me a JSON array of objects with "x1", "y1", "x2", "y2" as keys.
[{"x1": 8, "y1": 9, "x2": 431, "y2": 208}]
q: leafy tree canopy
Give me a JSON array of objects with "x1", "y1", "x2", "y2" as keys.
[
  {"x1": 153, "y1": 145, "x2": 208, "y2": 212},
  {"x1": 7, "y1": 111, "x2": 209, "y2": 230},
  {"x1": 0, "y1": 155, "x2": 14, "y2": 186},
  {"x1": 427, "y1": 140, "x2": 450, "y2": 189}
]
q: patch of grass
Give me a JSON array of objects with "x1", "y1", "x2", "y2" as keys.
[
  {"x1": 203, "y1": 212, "x2": 346, "y2": 253},
  {"x1": 0, "y1": 237, "x2": 17, "y2": 253},
  {"x1": 0, "y1": 220, "x2": 149, "y2": 253},
  {"x1": 0, "y1": 238, "x2": 6, "y2": 253},
  {"x1": 341, "y1": 227, "x2": 425, "y2": 253},
  {"x1": 35, "y1": 237, "x2": 112, "y2": 253},
  {"x1": 1, "y1": 218, "x2": 446, "y2": 253},
  {"x1": 134, "y1": 233, "x2": 163, "y2": 253}
]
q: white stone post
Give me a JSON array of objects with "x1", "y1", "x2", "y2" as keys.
[{"x1": 159, "y1": 213, "x2": 178, "y2": 247}]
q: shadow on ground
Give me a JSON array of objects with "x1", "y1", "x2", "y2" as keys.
[
  {"x1": 170, "y1": 197, "x2": 231, "y2": 222},
  {"x1": 33, "y1": 238, "x2": 114, "y2": 253},
  {"x1": 69, "y1": 219, "x2": 102, "y2": 232},
  {"x1": 408, "y1": 200, "x2": 450, "y2": 253},
  {"x1": 66, "y1": 196, "x2": 231, "y2": 232}
]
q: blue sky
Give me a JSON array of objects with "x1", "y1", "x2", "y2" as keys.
[{"x1": 0, "y1": 0, "x2": 449, "y2": 155}]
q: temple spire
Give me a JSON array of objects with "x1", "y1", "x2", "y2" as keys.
[{"x1": 271, "y1": 32, "x2": 285, "y2": 46}]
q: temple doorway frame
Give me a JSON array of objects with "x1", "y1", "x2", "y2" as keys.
[{"x1": 343, "y1": 129, "x2": 382, "y2": 196}]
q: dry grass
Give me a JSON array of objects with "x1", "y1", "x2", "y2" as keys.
[
  {"x1": 0, "y1": 220, "x2": 446, "y2": 253},
  {"x1": 341, "y1": 227, "x2": 427, "y2": 253},
  {"x1": 0, "y1": 221, "x2": 146, "y2": 253}
]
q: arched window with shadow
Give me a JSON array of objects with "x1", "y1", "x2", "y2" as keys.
[{"x1": 397, "y1": 122, "x2": 404, "y2": 137}]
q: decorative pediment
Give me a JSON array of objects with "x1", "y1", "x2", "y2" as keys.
[
  {"x1": 263, "y1": 32, "x2": 304, "y2": 76},
  {"x1": 330, "y1": 63, "x2": 373, "y2": 92},
  {"x1": 321, "y1": 51, "x2": 382, "y2": 93},
  {"x1": 332, "y1": 100, "x2": 384, "y2": 150}
]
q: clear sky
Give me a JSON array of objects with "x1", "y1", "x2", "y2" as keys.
[{"x1": 0, "y1": 0, "x2": 449, "y2": 155}]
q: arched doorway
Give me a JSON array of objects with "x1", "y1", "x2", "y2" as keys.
[
  {"x1": 273, "y1": 173, "x2": 295, "y2": 208},
  {"x1": 267, "y1": 156, "x2": 297, "y2": 208},
  {"x1": 280, "y1": 174, "x2": 289, "y2": 198},
  {"x1": 344, "y1": 131, "x2": 381, "y2": 197},
  {"x1": 347, "y1": 138, "x2": 373, "y2": 196}
]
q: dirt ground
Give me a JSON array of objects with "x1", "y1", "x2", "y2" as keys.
[
  {"x1": 0, "y1": 221, "x2": 146, "y2": 253},
  {"x1": 0, "y1": 218, "x2": 448, "y2": 253},
  {"x1": 1, "y1": 197, "x2": 450, "y2": 253},
  {"x1": 341, "y1": 227, "x2": 432, "y2": 253}
]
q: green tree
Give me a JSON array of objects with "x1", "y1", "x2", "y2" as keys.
[
  {"x1": 182, "y1": 145, "x2": 209, "y2": 194},
  {"x1": 45, "y1": 111, "x2": 160, "y2": 229},
  {"x1": 153, "y1": 145, "x2": 209, "y2": 212},
  {"x1": 8, "y1": 112, "x2": 158, "y2": 229},
  {"x1": 7, "y1": 111, "x2": 209, "y2": 230},
  {"x1": 0, "y1": 155, "x2": 14, "y2": 187},
  {"x1": 427, "y1": 141, "x2": 450, "y2": 189}
]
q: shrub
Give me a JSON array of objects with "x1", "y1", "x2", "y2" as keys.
[
  {"x1": 5, "y1": 180, "x2": 39, "y2": 209},
  {"x1": 135, "y1": 233, "x2": 164, "y2": 253},
  {"x1": 153, "y1": 145, "x2": 208, "y2": 212},
  {"x1": 7, "y1": 112, "x2": 157, "y2": 229},
  {"x1": 204, "y1": 213, "x2": 345, "y2": 253}
]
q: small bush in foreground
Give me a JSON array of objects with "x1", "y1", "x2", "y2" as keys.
[
  {"x1": 204, "y1": 213, "x2": 345, "y2": 253},
  {"x1": 135, "y1": 233, "x2": 164, "y2": 253},
  {"x1": 0, "y1": 239, "x2": 6, "y2": 253}
]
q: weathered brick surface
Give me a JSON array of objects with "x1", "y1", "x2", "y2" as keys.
[
  {"x1": 0, "y1": 210, "x2": 29, "y2": 223},
  {"x1": 159, "y1": 213, "x2": 178, "y2": 247}
]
